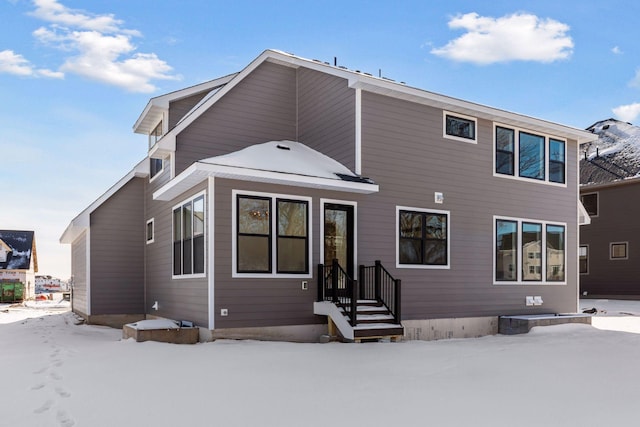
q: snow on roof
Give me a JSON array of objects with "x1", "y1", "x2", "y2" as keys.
[
  {"x1": 0, "y1": 230, "x2": 36, "y2": 271},
  {"x1": 200, "y1": 140, "x2": 366, "y2": 181},
  {"x1": 126, "y1": 319, "x2": 180, "y2": 330},
  {"x1": 581, "y1": 119, "x2": 640, "y2": 186},
  {"x1": 153, "y1": 141, "x2": 378, "y2": 201}
]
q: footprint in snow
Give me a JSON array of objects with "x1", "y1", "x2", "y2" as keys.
[
  {"x1": 55, "y1": 386, "x2": 71, "y2": 398},
  {"x1": 57, "y1": 410, "x2": 75, "y2": 427},
  {"x1": 30, "y1": 383, "x2": 45, "y2": 390},
  {"x1": 33, "y1": 399, "x2": 53, "y2": 414}
]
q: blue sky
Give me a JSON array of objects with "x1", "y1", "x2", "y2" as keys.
[{"x1": 2, "y1": 0, "x2": 640, "y2": 279}]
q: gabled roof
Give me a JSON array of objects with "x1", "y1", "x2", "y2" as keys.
[
  {"x1": 60, "y1": 159, "x2": 149, "y2": 244},
  {"x1": 150, "y1": 49, "x2": 595, "y2": 155},
  {"x1": 153, "y1": 140, "x2": 378, "y2": 201},
  {"x1": 0, "y1": 230, "x2": 37, "y2": 272},
  {"x1": 132, "y1": 73, "x2": 238, "y2": 135}
]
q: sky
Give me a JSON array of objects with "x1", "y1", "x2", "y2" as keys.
[{"x1": 2, "y1": 0, "x2": 640, "y2": 279}]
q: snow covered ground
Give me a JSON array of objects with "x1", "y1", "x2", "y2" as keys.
[{"x1": 2, "y1": 298, "x2": 640, "y2": 427}]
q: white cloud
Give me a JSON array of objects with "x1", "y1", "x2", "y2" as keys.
[
  {"x1": 612, "y1": 46, "x2": 623, "y2": 55},
  {"x1": 431, "y1": 12, "x2": 574, "y2": 65},
  {"x1": 612, "y1": 103, "x2": 640, "y2": 123},
  {"x1": 7, "y1": 0, "x2": 178, "y2": 92},
  {"x1": 0, "y1": 49, "x2": 64, "y2": 78}
]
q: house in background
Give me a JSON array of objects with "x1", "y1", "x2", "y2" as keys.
[
  {"x1": 0, "y1": 230, "x2": 38, "y2": 300},
  {"x1": 580, "y1": 118, "x2": 640, "y2": 298},
  {"x1": 61, "y1": 49, "x2": 594, "y2": 341}
]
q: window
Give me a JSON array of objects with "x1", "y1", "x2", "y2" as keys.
[
  {"x1": 235, "y1": 192, "x2": 310, "y2": 276},
  {"x1": 495, "y1": 217, "x2": 566, "y2": 284},
  {"x1": 549, "y1": 139, "x2": 566, "y2": 183},
  {"x1": 610, "y1": 242, "x2": 628, "y2": 260},
  {"x1": 444, "y1": 112, "x2": 476, "y2": 143},
  {"x1": 149, "y1": 120, "x2": 163, "y2": 148},
  {"x1": 546, "y1": 225, "x2": 565, "y2": 281},
  {"x1": 496, "y1": 126, "x2": 515, "y2": 175},
  {"x1": 173, "y1": 193, "x2": 205, "y2": 277},
  {"x1": 522, "y1": 222, "x2": 542, "y2": 281},
  {"x1": 519, "y1": 132, "x2": 545, "y2": 180},
  {"x1": 150, "y1": 158, "x2": 164, "y2": 179},
  {"x1": 398, "y1": 208, "x2": 449, "y2": 268},
  {"x1": 146, "y1": 219, "x2": 154, "y2": 244},
  {"x1": 581, "y1": 193, "x2": 598, "y2": 216},
  {"x1": 494, "y1": 125, "x2": 566, "y2": 184},
  {"x1": 579, "y1": 245, "x2": 588, "y2": 274}
]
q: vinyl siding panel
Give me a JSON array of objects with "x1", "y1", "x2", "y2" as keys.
[
  {"x1": 174, "y1": 62, "x2": 297, "y2": 174},
  {"x1": 213, "y1": 178, "x2": 363, "y2": 329},
  {"x1": 358, "y1": 91, "x2": 579, "y2": 319},
  {"x1": 89, "y1": 178, "x2": 145, "y2": 315},
  {"x1": 71, "y1": 231, "x2": 88, "y2": 316},
  {"x1": 297, "y1": 68, "x2": 356, "y2": 170},
  {"x1": 580, "y1": 182, "x2": 640, "y2": 296},
  {"x1": 168, "y1": 92, "x2": 209, "y2": 130},
  {"x1": 144, "y1": 181, "x2": 209, "y2": 326}
]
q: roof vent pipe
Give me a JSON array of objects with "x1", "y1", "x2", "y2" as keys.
[{"x1": 334, "y1": 57, "x2": 337, "y2": 66}]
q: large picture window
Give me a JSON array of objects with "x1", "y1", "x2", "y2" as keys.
[
  {"x1": 173, "y1": 193, "x2": 205, "y2": 277},
  {"x1": 235, "y1": 192, "x2": 310, "y2": 276},
  {"x1": 495, "y1": 217, "x2": 565, "y2": 284},
  {"x1": 494, "y1": 125, "x2": 566, "y2": 184},
  {"x1": 398, "y1": 208, "x2": 449, "y2": 268}
]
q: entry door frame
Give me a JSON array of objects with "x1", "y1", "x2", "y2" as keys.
[{"x1": 320, "y1": 199, "x2": 358, "y2": 279}]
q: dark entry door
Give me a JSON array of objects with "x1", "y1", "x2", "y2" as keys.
[{"x1": 323, "y1": 204, "x2": 354, "y2": 278}]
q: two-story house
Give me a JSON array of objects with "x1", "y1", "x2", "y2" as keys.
[
  {"x1": 60, "y1": 49, "x2": 595, "y2": 341},
  {"x1": 0, "y1": 230, "x2": 38, "y2": 300},
  {"x1": 579, "y1": 118, "x2": 640, "y2": 298}
]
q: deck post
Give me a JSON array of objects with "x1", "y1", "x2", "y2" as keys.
[
  {"x1": 351, "y1": 279, "x2": 358, "y2": 325},
  {"x1": 317, "y1": 264, "x2": 324, "y2": 302},
  {"x1": 331, "y1": 259, "x2": 339, "y2": 303},
  {"x1": 395, "y1": 279, "x2": 402, "y2": 324},
  {"x1": 375, "y1": 260, "x2": 382, "y2": 301}
]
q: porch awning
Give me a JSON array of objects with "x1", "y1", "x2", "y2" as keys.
[{"x1": 153, "y1": 140, "x2": 379, "y2": 201}]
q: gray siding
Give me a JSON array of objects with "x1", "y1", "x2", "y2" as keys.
[
  {"x1": 144, "y1": 181, "x2": 209, "y2": 326},
  {"x1": 89, "y1": 178, "x2": 145, "y2": 315},
  {"x1": 580, "y1": 182, "x2": 640, "y2": 296},
  {"x1": 359, "y1": 91, "x2": 579, "y2": 318},
  {"x1": 71, "y1": 231, "x2": 88, "y2": 316},
  {"x1": 168, "y1": 92, "x2": 210, "y2": 130},
  {"x1": 297, "y1": 68, "x2": 356, "y2": 170},
  {"x1": 174, "y1": 62, "x2": 297, "y2": 174},
  {"x1": 213, "y1": 178, "x2": 362, "y2": 329}
]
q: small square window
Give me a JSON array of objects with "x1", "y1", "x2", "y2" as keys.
[
  {"x1": 444, "y1": 112, "x2": 476, "y2": 143},
  {"x1": 611, "y1": 242, "x2": 628, "y2": 260}
]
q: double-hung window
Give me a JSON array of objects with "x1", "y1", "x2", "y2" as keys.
[
  {"x1": 494, "y1": 125, "x2": 566, "y2": 184},
  {"x1": 397, "y1": 207, "x2": 449, "y2": 268},
  {"x1": 173, "y1": 193, "x2": 205, "y2": 277},
  {"x1": 235, "y1": 192, "x2": 310, "y2": 276},
  {"x1": 495, "y1": 216, "x2": 566, "y2": 284}
]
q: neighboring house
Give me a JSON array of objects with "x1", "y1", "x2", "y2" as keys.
[
  {"x1": 60, "y1": 49, "x2": 595, "y2": 341},
  {"x1": 579, "y1": 118, "x2": 640, "y2": 297},
  {"x1": 0, "y1": 230, "x2": 38, "y2": 299}
]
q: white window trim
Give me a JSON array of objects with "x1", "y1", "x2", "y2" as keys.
[
  {"x1": 579, "y1": 244, "x2": 589, "y2": 275},
  {"x1": 232, "y1": 189, "x2": 313, "y2": 279},
  {"x1": 396, "y1": 206, "x2": 451, "y2": 270},
  {"x1": 443, "y1": 111, "x2": 477, "y2": 144},
  {"x1": 172, "y1": 190, "x2": 207, "y2": 280},
  {"x1": 149, "y1": 157, "x2": 165, "y2": 183},
  {"x1": 610, "y1": 241, "x2": 629, "y2": 260},
  {"x1": 146, "y1": 218, "x2": 155, "y2": 244},
  {"x1": 492, "y1": 122, "x2": 568, "y2": 188},
  {"x1": 580, "y1": 192, "x2": 599, "y2": 218},
  {"x1": 320, "y1": 198, "x2": 358, "y2": 279},
  {"x1": 493, "y1": 215, "x2": 567, "y2": 285}
]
